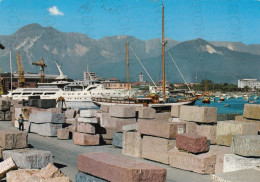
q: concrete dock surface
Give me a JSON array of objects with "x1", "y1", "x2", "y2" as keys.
[{"x1": 0, "y1": 121, "x2": 211, "y2": 182}]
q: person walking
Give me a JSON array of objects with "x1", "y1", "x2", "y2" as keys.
[{"x1": 18, "y1": 114, "x2": 24, "y2": 131}]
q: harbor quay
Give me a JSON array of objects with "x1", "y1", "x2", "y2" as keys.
[{"x1": 0, "y1": 97, "x2": 259, "y2": 182}]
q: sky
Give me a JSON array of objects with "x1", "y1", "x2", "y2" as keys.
[{"x1": 0, "y1": 0, "x2": 259, "y2": 44}]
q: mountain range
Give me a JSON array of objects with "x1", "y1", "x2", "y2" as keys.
[{"x1": 0, "y1": 23, "x2": 260, "y2": 84}]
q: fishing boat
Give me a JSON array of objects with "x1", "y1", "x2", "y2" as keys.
[{"x1": 202, "y1": 96, "x2": 210, "y2": 103}]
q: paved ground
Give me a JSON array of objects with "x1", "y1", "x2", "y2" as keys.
[{"x1": 0, "y1": 121, "x2": 211, "y2": 182}]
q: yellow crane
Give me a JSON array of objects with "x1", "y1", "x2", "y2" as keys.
[
  {"x1": 17, "y1": 52, "x2": 25, "y2": 88},
  {"x1": 32, "y1": 58, "x2": 47, "y2": 83}
]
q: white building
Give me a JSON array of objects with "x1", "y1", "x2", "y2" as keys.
[
  {"x1": 238, "y1": 79, "x2": 260, "y2": 89},
  {"x1": 139, "y1": 72, "x2": 143, "y2": 83}
]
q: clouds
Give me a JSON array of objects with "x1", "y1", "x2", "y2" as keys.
[{"x1": 48, "y1": 6, "x2": 64, "y2": 16}]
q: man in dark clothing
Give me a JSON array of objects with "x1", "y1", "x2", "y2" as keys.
[{"x1": 18, "y1": 114, "x2": 24, "y2": 131}]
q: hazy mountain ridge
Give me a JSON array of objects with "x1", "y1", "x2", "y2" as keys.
[{"x1": 0, "y1": 23, "x2": 259, "y2": 83}]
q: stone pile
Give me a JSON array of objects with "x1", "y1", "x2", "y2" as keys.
[
  {"x1": 104, "y1": 105, "x2": 137, "y2": 148},
  {"x1": 6, "y1": 162, "x2": 70, "y2": 182},
  {"x1": 0, "y1": 129, "x2": 54, "y2": 178},
  {"x1": 76, "y1": 152, "x2": 167, "y2": 182},
  {"x1": 28, "y1": 112, "x2": 65, "y2": 137},
  {"x1": 168, "y1": 105, "x2": 232, "y2": 174},
  {"x1": 235, "y1": 103, "x2": 260, "y2": 132},
  {"x1": 73, "y1": 109, "x2": 100, "y2": 146},
  {"x1": 0, "y1": 99, "x2": 11, "y2": 121}
]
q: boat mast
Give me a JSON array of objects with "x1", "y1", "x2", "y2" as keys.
[
  {"x1": 127, "y1": 41, "x2": 129, "y2": 91},
  {"x1": 162, "y1": 2, "x2": 166, "y2": 101}
]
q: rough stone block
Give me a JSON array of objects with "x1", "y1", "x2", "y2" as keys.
[
  {"x1": 30, "y1": 123, "x2": 62, "y2": 137},
  {"x1": 76, "y1": 172, "x2": 108, "y2": 182},
  {"x1": 73, "y1": 132, "x2": 100, "y2": 146},
  {"x1": 243, "y1": 104, "x2": 260, "y2": 120},
  {"x1": 171, "y1": 105, "x2": 181, "y2": 118},
  {"x1": 78, "y1": 152, "x2": 167, "y2": 182},
  {"x1": 100, "y1": 105, "x2": 110, "y2": 113},
  {"x1": 15, "y1": 108, "x2": 30, "y2": 121},
  {"x1": 65, "y1": 109, "x2": 77, "y2": 119},
  {"x1": 180, "y1": 106, "x2": 217, "y2": 123},
  {"x1": 0, "y1": 100, "x2": 11, "y2": 111},
  {"x1": 67, "y1": 125, "x2": 77, "y2": 133},
  {"x1": 217, "y1": 113, "x2": 240, "y2": 121},
  {"x1": 77, "y1": 117, "x2": 98, "y2": 123},
  {"x1": 3, "y1": 149, "x2": 53, "y2": 169},
  {"x1": 65, "y1": 118, "x2": 77, "y2": 125},
  {"x1": 211, "y1": 168, "x2": 260, "y2": 182},
  {"x1": 136, "y1": 107, "x2": 155, "y2": 119},
  {"x1": 112, "y1": 132, "x2": 123, "y2": 148},
  {"x1": 80, "y1": 109, "x2": 97, "y2": 118},
  {"x1": 210, "y1": 145, "x2": 232, "y2": 174},
  {"x1": 77, "y1": 122, "x2": 96, "y2": 134},
  {"x1": 122, "y1": 131, "x2": 142, "y2": 158},
  {"x1": 37, "y1": 99, "x2": 57, "y2": 109},
  {"x1": 6, "y1": 169, "x2": 40, "y2": 182},
  {"x1": 185, "y1": 121, "x2": 198, "y2": 134},
  {"x1": 4, "y1": 111, "x2": 11, "y2": 120},
  {"x1": 176, "y1": 133, "x2": 209, "y2": 153},
  {"x1": 98, "y1": 113, "x2": 111, "y2": 127},
  {"x1": 29, "y1": 112, "x2": 65, "y2": 124},
  {"x1": 169, "y1": 148, "x2": 217, "y2": 174},
  {"x1": 235, "y1": 115, "x2": 260, "y2": 131},
  {"x1": 142, "y1": 136, "x2": 176, "y2": 164},
  {"x1": 109, "y1": 117, "x2": 137, "y2": 132},
  {"x1": 100, "y1": 127, "x2": 115, "y2": 139},
  {"x1": 109, "y1": 105, "x2": 136, "y2": 118},
  {"x1": 223, "y1": 154, "x2": 260, "y2": 173},
  {"x1": 0, "y1": 147, "x2": 3, "y2": 159},
  {"x1": 138, "y1": 120, "x2": 185, "y2": 139},
  {"x1": 57, "y1": 129, "x2": 70, "y2": 140},
  {"x1": 122, "y1": 123, "x2": 138, "y2": 131},
  {"x1": 197, "y1": 124, "x2": 217, "y2": 144},
  {"x1": 216, "y1": 121, "x2": 258, "y2": 146},
  {"x1": 0, "y1": 157, "x2": 16, "y2": 179},
  {"x1": 102, "y1": 139, "x2": 113, "y2": 145},
  {"x1": 0, "y1": 130, "x2": 28, "y2": 149},
  {"x1": 154, "y1": 112, "x2": 171, "y2": 120},
  {"x1": 36, "y1": 162, "x2": 66, "y2": 179},
  {"x1": 231, "y1": 135, "x2": 260, "y2": 157}
]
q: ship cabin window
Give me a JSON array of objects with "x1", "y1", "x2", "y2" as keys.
[
  {"x1": 63, "y1": 93, "x2": 66, "y2": 95},
  {"x1": 12, "y1": 93, "x2": 21, "y2": 95},
  {"x1": 68, "y1": 93, "x2": 71, "y2": 95},
  {"x1": 84, "y1": 93, "x2": 87, "y2": 95},
  {"x1": 72, "y1": 93, "x2": 75, "y2": 95},
  {"x1": 22, "y1": 93, "x2": 32, "y2": 95},
  {"x1": 33, "y1": 93, "x2": 43, "y2": 95},
  {"x1": 44, "y1": 93, "x2": 56, "y2": 95},
  {"x1": 78, "y1": 93, "x2": 81, "y2": 95}
]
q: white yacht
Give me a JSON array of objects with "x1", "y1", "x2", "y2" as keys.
[{"x1": 3, "y1": 63, "x2": 134, "y2": 102}]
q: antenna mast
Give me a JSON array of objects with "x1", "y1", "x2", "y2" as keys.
[
  {"x1": 162, "y1": 2, "x2": 166, "y2": 101},
  {"x1": 127, "y1": 41, "x2": 129, "y2": 91}
]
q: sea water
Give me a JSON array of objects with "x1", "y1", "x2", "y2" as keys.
[{"x1": 195, "y1": 96, "x2": 260, "y2": 114}]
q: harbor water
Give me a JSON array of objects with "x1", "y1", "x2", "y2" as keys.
[{"x1": 195, "y1": 96, "x2": 260, "y2": 114}]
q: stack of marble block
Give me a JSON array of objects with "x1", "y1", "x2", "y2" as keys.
[
  {"x1": 73, "y1": 109, "x2": 100, "y2": 146},
  {"x1": 0, "y1": 129, "x2": 53, "y2": 170},
  {"x1": 121, "y1": 107, "x2": 156, "y2": 157},
  {"x1": 168, "y1": 105, "x2": 232, "y2": 174},
  {"x1": 62, "y1": 108, "x2": 79, "y2": 139},
  {"x1": 235, "y1": 104, "x2": 260, "y2": 132},
  {"x1": 0, "y1": 99, "x2": 11, "y2": 121},
  {"x1": 28, "y1": 112, "x2": 65, "y2": 137},
  {"x1": 104, "y1": 105, "x2": 137, "y2": 148},
  {"x1": 76, "y1": 152, "x2": 167, "y2": 182}
]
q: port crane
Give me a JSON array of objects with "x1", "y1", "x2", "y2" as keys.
[
  {"x1": 0, "y1": 43, "x2": 4, "y2": 94},
  {"x1": 16, "y1": 52, "x2": 25, "y2": 88},
  {"x1": 32, "y1": 58, "x2": 47, "y2": 83}
]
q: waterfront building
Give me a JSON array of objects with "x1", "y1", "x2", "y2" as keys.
[{"x1": 238, "y1": 79, "x2": 260, "y2": 89}]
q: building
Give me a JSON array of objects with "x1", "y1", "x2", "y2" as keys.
[
  {"x1": 238, "y1": 79, "x2": 260, "y2": 89},
  {"x1": 139, "y1": 72, "x2": 143, "y2": 83}
]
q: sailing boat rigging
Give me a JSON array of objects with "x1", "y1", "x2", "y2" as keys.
[{"x1": 93, "y1": 3, "x2": 205, "y2": 108}]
